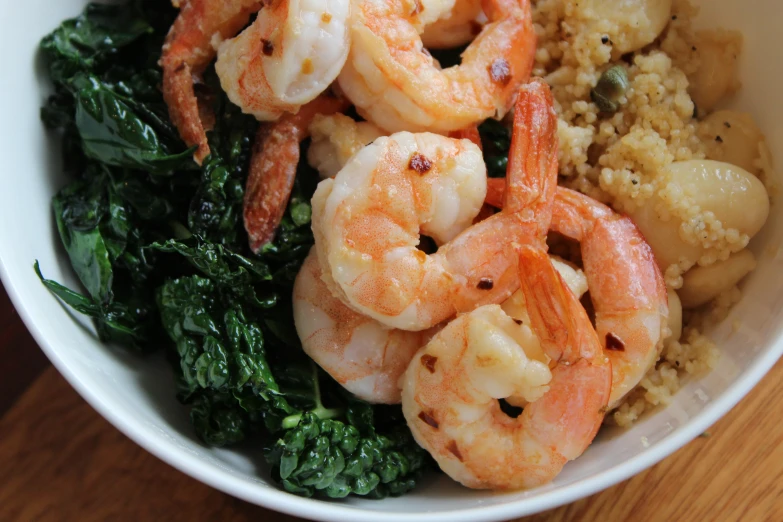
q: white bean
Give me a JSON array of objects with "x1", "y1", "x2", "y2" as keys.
[
  {"x1": 582, "y1": 0, "x2": 672, "y2": 55},
  {"x1": 630, "y1": 160, "x2": 769, "y2": 270},
  {"x1": 699, "y1": 111, "x2": 764, "y2": 175},
  {"x1": 669, "y1": 160, "x2": 769, "y2": 237},
  {"x1": 679, "y1": 249, "x2": 756, "y2": 308},
  {"x1": 688, "y1": 34, "x2": 740, "y2": 113},
  {"x1": 667, "y1": 289, "x2": 683, "y2": 341}
]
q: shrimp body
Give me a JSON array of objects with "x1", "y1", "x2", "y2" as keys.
[
  {"x1": 161, "y1": 0, "x2": 263, "y2": 163},
  {"x1": 337, "y1": 0, "x2": 535, "y2": 133},
  {"x1": 314, "y1": 80, "x2": 558, "y2": 331},
  {"x1": 216, "y1": 0, "x2": 351, "y2": 120},
  {"x1": 401, "y1": 246, "x2": 611, "y2": 490},
  {"x1": 294, "y1": 249, "x2": 434, "y2": 403},
  {"x1": 312, "y1": 131, "x2": 487, "y2": 330},
  {"x1": 485, "y1": 181, "x2": 670, "y2": 407},
  {"x1": 550, "y1": 188, "x2": 669, "y2": 408}
]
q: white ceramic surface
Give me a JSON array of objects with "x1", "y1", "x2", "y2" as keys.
[{"x1": 1, "y1": 1, "x2": 782, "y2": 520}]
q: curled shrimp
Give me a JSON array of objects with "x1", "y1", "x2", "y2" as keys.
[
  {"x1": 216, "y1": 0, "x2": 351, "y2": 120},
  {"x1": 484, "y1": 181, "x2": 669, "y2": 408},
  {"x1": 337, "y1": 0, "x2": 535, "y2": 133},
  {"x1": 294, "y1": 249, "x2": 436, "y2": 403},
  {"x1": 244, "y1": 94, "x2": 348, "y2": 252},
  {"x1": 550, "y1": 188, "x2": 669, "y2": 408},
  {"x1": 161, "y1": 0, "x2": 262, "y2": 163},
  {"x1": 401, "y1": 245, "x2": 611, "y2": 490},
  {"x1": 314, "y1": 80, "x2": 557, "y2": 331}
]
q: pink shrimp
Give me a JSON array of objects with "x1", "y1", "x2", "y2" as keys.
[
  {"x1": 401, "y1": 244, "x2": 611, "y2": 489},
  {"x1": 549, "y1": 188, "x2": 669, "y2": 407},
  {"x1": 484, "y1": 180, "x2": 669, "y2": 407},
  {"x1": 314, "y1": 79, "x2": 558, "y2": 331},
  {"x1": 293, "y1": 249, "x2": 436, "y2": 403}
]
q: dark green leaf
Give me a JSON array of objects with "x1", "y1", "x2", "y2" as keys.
[
  {"x1": 41, "y1": 2, "x2": 152, "y2": 83},
  {"x1": 53, "y1": 181, "x2": 113, "y2": 304},
  {"x1": 72, "y1": 74, "x2": 194, "y2": 173}
]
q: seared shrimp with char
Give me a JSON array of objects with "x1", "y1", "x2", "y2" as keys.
[
  {"x1": 338, "y1": 0, "x2": 536, "y2": 133},
  {"x1": 401, "y1": 245, "x2": 611, "y2": 489},
  {"x1": 314, "y1": 80, "x2": 558, "y2": 331}
]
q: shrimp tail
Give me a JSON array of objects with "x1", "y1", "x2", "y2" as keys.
[
  {"x1": 517, "y1": 244, "x2": 611, "y2": 459},
  {"x1": 244, "y1": 94, "x2": 349, "y2": 252},
  {"x1": 161, "y1": 0, "x2": 262, "y2": 164},
  {"x1": 162, "y1": 61, "x2": 211, "y2": 164},
  {"x1": 504, "y1": 79, "x2": 559, "y2": 238}
]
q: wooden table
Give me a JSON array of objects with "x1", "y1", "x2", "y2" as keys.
[{"x1": 1, "y1": 283, "x2": 782, "y2": 522}]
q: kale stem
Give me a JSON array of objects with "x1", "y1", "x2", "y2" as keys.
[
  {"x1": 280, "y1": 363, "x2": 342, "y2": 429},
  {"x1": 280, "y1": 406, "x2": 342, "y2": 430},
  {"x1": 312, "y1": 362, "x2": 325, "y2": 410}
]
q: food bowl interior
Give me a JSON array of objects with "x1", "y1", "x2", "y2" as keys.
[{"x1": 1, "y1": 0, "x2": 782, "y2": 520}]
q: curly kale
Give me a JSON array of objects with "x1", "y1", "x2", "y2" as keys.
[{"x1": 36, "y1": 0, "x2": 432, "y2": 500}]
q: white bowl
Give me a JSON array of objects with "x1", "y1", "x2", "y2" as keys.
[{"x1": 1, "y1": 0, "x2": 782, "y2": 520}]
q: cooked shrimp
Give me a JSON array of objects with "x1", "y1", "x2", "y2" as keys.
[
  {"x1": 293, "y1": 249, "x2": 435, "y2": 403},
  {"x1": 216, "y1": 0, "x2": 351, "y2": 120},
  {"x1": 401, "y1": 245, "x2": 611, "y2": 490},
  {"x1": 161, "y1": 0, "x2": 262, "y2": 163},
  {"x1": 315, "y1": 80, "x2": 557, "y2": 331},
  {"x1": 550, "y1": 188, "x2": 668, "y2": 408},
  {"x1": 244, "y1": 94, "x2": 348, "y2": 252},
  {"x1": 484, "y1": 181, "x2": 669, "y2": 408},
  {"x1": 307, "y1": 114, "x2": 385, "y2": 179},
  {"x1": 337, "y1": 0, "x2": 535, "y2": 133},
  {"x1": 421, "y1": 0, "x2": 485, "y2": 50}
]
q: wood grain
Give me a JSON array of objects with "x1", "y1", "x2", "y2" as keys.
[
  {"x1": 0, "y1": 285, "x2": 50, "y2": 416},
  {"x1": 1, "y1": 361, "x2": 781, "y2": 522}
]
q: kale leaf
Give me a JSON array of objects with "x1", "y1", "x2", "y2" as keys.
[
  {"x1": 40, "y1": 2, "x2": 152, "y2": 83},
  {"x1": 71, "y1": 73, "x2": 195, "y2": 173}
]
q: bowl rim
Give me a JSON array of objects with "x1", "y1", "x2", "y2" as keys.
[{"x1": 2, "y1": 255, "x2": 782, "y2": 521}]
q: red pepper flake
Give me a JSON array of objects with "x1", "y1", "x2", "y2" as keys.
[
  {"x1": 513, "y1": 318, "x2": 523, "y2": 325},
  {"x1": 418, "y1": 411, "x2": 439, "y2": 429},
  {"x1": 420, "y1": 354, "x2": 438, "y2": 373},
  {"x1": 262, "y1": 39, "x2": 275, "y2": 56},
  {"x1": 409, "y1": 152, "x2": 433, "y2": 174},
  {"x1": 447, "y1": 440, "x2": 463, "y2": 461},
  {"x1": 489, "y1": 58, "x2": 511, "y2": 85},
  {"x1": 605, "y1": 332, "x2": 625, "y2": 351},
  {"x1": 477, "y1": 278, "x2": 494, "y2": 290}
]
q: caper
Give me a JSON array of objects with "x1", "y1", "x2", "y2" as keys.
[{"x1": 590, "y1": 65, "x2": 629, "y2": 113}]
